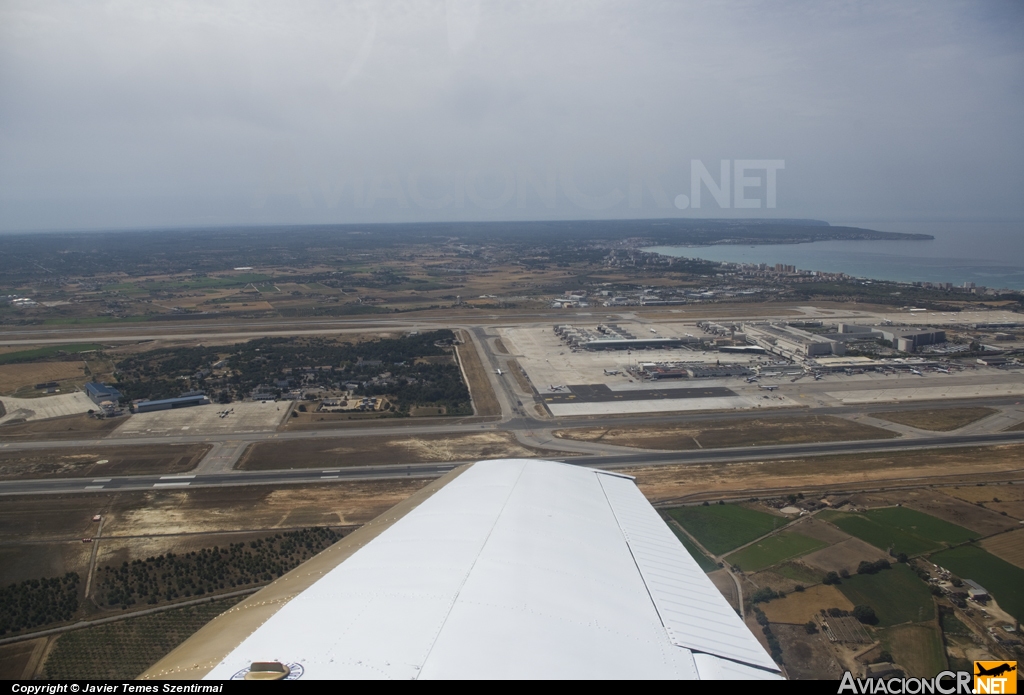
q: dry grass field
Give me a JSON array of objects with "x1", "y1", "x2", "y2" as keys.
[
  {"x1": 980, "y1": 528, "x2": 1024, "y2": 569},
  {"x1": 0, "y1": 638, "x2": 47, "y2": 679},
  {"x1": 0, "y1": 412, "x2": 123, "y2": 440},
  {"x1": 506, "y1": 358, "x2": 534, "y2": 394},
  {"x1": 748, "y1": 562, "x2": 823, "y2": 593},
  {"x1": 0, "y1": 444, "x2": 209, "y2": 480},
  {"x1": 455, "y1": 330, "x2": 501, "y2": 417},
  {"x1": 0, "y1": 480, "x2": 432, "y2": 587},
  {"x1": 90, "y1": 530, "x2": 321, "y2": 574},
  {"x1": 773, "y1": 623, "x2": 844, "y2": 680},
  {"x1": 761, "y1": 584, "x2": 853, "y2": 624},
  {"x1": 555, "y1": 415, "x2": 897, "y2": 451},
  {"x1": 788, "y1": 518, "x2": 853, "y2": 545},
  {"x1": 941, "y1": 482, "x2": 1024, "y2": 519},
  {"x1": 800, "y1": 537, "x2": 892, "y2": 575},
  {"x1": 875, "y1": 407, "x2": 997, "y2": 431},
  {"x1": 896, "y1": 491, "x2": 1020, "y2": 535},
  {"x1": 239, "y1": 431, "x2": 560, "y2": 470},
  {"x1": 283, "y1": 409, "x2": 408, "y2": 427},
  {"x1": 624, "y1": 444, "x2": 1024, "y2": 505},
  {"x1": 0, "y1": 541, "x2": 93, "y2": 589},
  {"x1": 0, "y1": 362, "x2": 87, "y2": 395}
]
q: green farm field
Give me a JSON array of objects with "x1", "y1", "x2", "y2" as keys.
[
  {"x1": 725, "y1": 530, "x2": 828, "y2": 572},
  {"x1": 819, "y1": 507, "x2": 975, "y2": 557},
  {"x1": 837, "y1": 563, "x2": 934, "y2": 626},
  {"x1": 664, "y1": 520, "x2": 720, "y2": 572},
  {"x1": 879, "y1": 623, "x2": 947, "y2": 677},
  {"x1": 930, "y1": 544, "x2": 1024, "y2": 621},
  {"x1": 665, "y1": 504, "x2": 783, "y2": 556}
]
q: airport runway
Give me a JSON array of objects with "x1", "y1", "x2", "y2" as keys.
[
  {"x1": 4, "y1": 430, "x2": 1024, "y2": 496},
  {"x1": 1, "y1": 395, "x2": 1024, "y2": 454},
  {"x1": 0, "y1": 463, "x2": 462, "y2": 496},
  {"x1": 0, "y1": 306, "x2": 871, "y2": 345}
]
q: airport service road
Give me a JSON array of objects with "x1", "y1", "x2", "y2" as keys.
[{"x1": 4, "y1": 430, "x2": 1024, "y2": 497}]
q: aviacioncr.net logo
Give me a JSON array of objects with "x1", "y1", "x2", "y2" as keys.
[{"x1": 974, "y1": 661, "x2": 1017, "y2": 694}]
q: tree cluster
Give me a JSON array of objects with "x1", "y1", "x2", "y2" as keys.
[
  {"x1": 96, "y1": 527, "x2": 341, "y2": 609},
  {"x1": 751, "y1": 587, "x2": 779, "y2": 604},
  {"x1": 852, "y1": 605, "x2": 879, "y2": 625},
  {"x1": 856, "y1": 559, "x2": 892, "y2": 575},
  {"x1": 113, "y1": 331, "x2": 470, "y2": 413},
  {"x1": 0, "y1": 573, "x2": 79, "y2": 635}
]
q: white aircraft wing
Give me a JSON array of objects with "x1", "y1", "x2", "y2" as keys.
[{"x1": 141, "y1": 459, "x2": 781, "y2": 680}]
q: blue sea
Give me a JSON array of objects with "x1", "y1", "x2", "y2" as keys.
[{"x1": 645, "y1": 220, "x2": 1024, "y2": 291}]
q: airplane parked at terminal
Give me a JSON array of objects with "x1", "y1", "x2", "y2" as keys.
[{"x1": 911, "y1": 368, "x2": 923, "y2": 376}]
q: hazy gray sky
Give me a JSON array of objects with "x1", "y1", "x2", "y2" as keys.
[{"x1": 1, "y1": 0, "x2": 1022, "y2": 231}]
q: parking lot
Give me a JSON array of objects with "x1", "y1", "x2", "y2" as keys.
[
  {"x1": 111, "y1": 401, "x2": 291, "y2": 437},
  {"x1": 0, "y1": 392, "x2": 94, "y2": 424}
]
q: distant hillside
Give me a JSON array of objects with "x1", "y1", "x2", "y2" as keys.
[{"x1": 0, "y1": 219, "x2": 931, "y2": 282}]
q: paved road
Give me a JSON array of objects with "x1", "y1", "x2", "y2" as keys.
[
  {"x1": 4, "y1": 311, "x2": 1024, "y2": 499},
  {"x1": 4, "y1": 430, "x2": 1024, "y2": 496}
]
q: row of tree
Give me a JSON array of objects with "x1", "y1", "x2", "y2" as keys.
[
  {"x1": 0, "y1": 573, "x2": 79, "y2": 635},
  {"x1": 97, "y1": 527, "x2": 342, "y2": 609}
]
